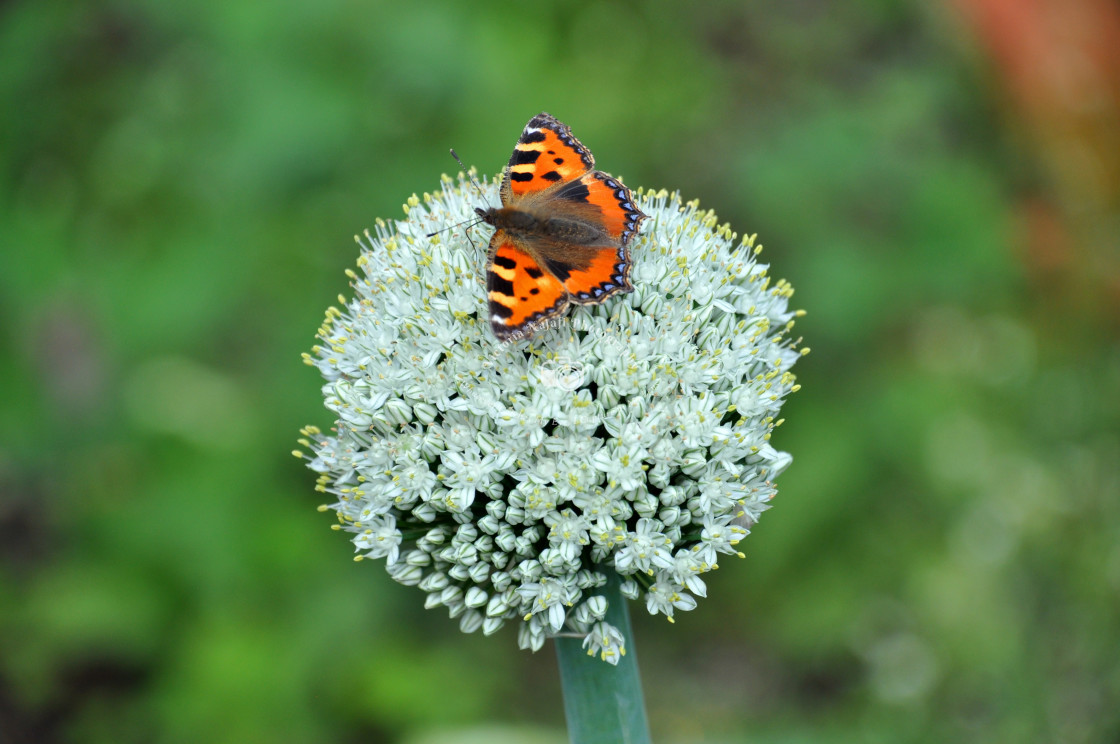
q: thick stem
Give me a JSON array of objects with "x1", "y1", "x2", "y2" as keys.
[{"x1": 554, "y1": 572, "x2": 652, "y2": 744}]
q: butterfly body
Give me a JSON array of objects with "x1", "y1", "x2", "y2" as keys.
[
  {"x1": 477, "y1": 205, "x2": 611, "y2": 247},
  {"x1": 479, "y1": 112, "x2": 647, "y2": 341}
]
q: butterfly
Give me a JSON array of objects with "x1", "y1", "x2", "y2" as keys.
[{"x1": 475, "y1": 112, "x2": 647, "y2": 341}]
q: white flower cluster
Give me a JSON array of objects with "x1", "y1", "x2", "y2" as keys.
[{"x1": 298, "y1": 175, "x2": 804, "y2": 663}]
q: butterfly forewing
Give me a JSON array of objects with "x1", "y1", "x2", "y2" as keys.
[
  {"x1": 486, "y1": 235, "x2": 568, "y2": 340},
  {"x1": 505, "y1": 113, "x2": 595, "y2": 198}
]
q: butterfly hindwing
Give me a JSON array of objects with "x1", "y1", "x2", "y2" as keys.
[
  {"x1": 524, "y1": 237, "x2": 633, "y2": 305},
  {"x1": 554, "y1": 171, "x2": 646, "y2": 247}
]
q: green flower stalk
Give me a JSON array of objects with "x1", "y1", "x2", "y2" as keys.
[{"x1": 297, "y1": 173, "x2": 803, "y2": 736}]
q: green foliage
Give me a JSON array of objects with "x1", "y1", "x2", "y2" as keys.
[{"x1": 1, "y1": 0, "x2": 1117, "y2": 742}]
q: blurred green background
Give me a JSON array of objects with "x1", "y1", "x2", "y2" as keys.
[{"x1": 2, "y1": 1, "x2": 1118, "y2": 742}]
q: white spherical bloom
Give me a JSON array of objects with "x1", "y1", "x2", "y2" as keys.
[{"x1": 299, "y1": 175, "x2": 805, "y2": 663}]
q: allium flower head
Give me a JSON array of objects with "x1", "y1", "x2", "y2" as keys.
[{"x1": 297, "y1": 174, "x2": 805, "y2": 663}]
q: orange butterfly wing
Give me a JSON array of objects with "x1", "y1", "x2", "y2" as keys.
[
  {"x1": 546, "y1": 171, "x2": 644, "y2": 303},
  {"x1": 480, "y1": 112, "x2": 647, "y2": 341},
  {"x1": 503, "y1": 113, "x2": 595, "y2": 198},
  {"x1": 486, "y1": 237, "x2": 568, "y2": 337}
]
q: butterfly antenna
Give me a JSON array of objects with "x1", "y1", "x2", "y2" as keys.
[
  {"x1": 424, "y1": 148, "x2": 494, "y2": 244},
  {"x1": 425, "y1": 214, "x2": 483, "y2": 241},
  {"x1": 450, "y1": 148, "x2": 493, "y2": 207}
]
